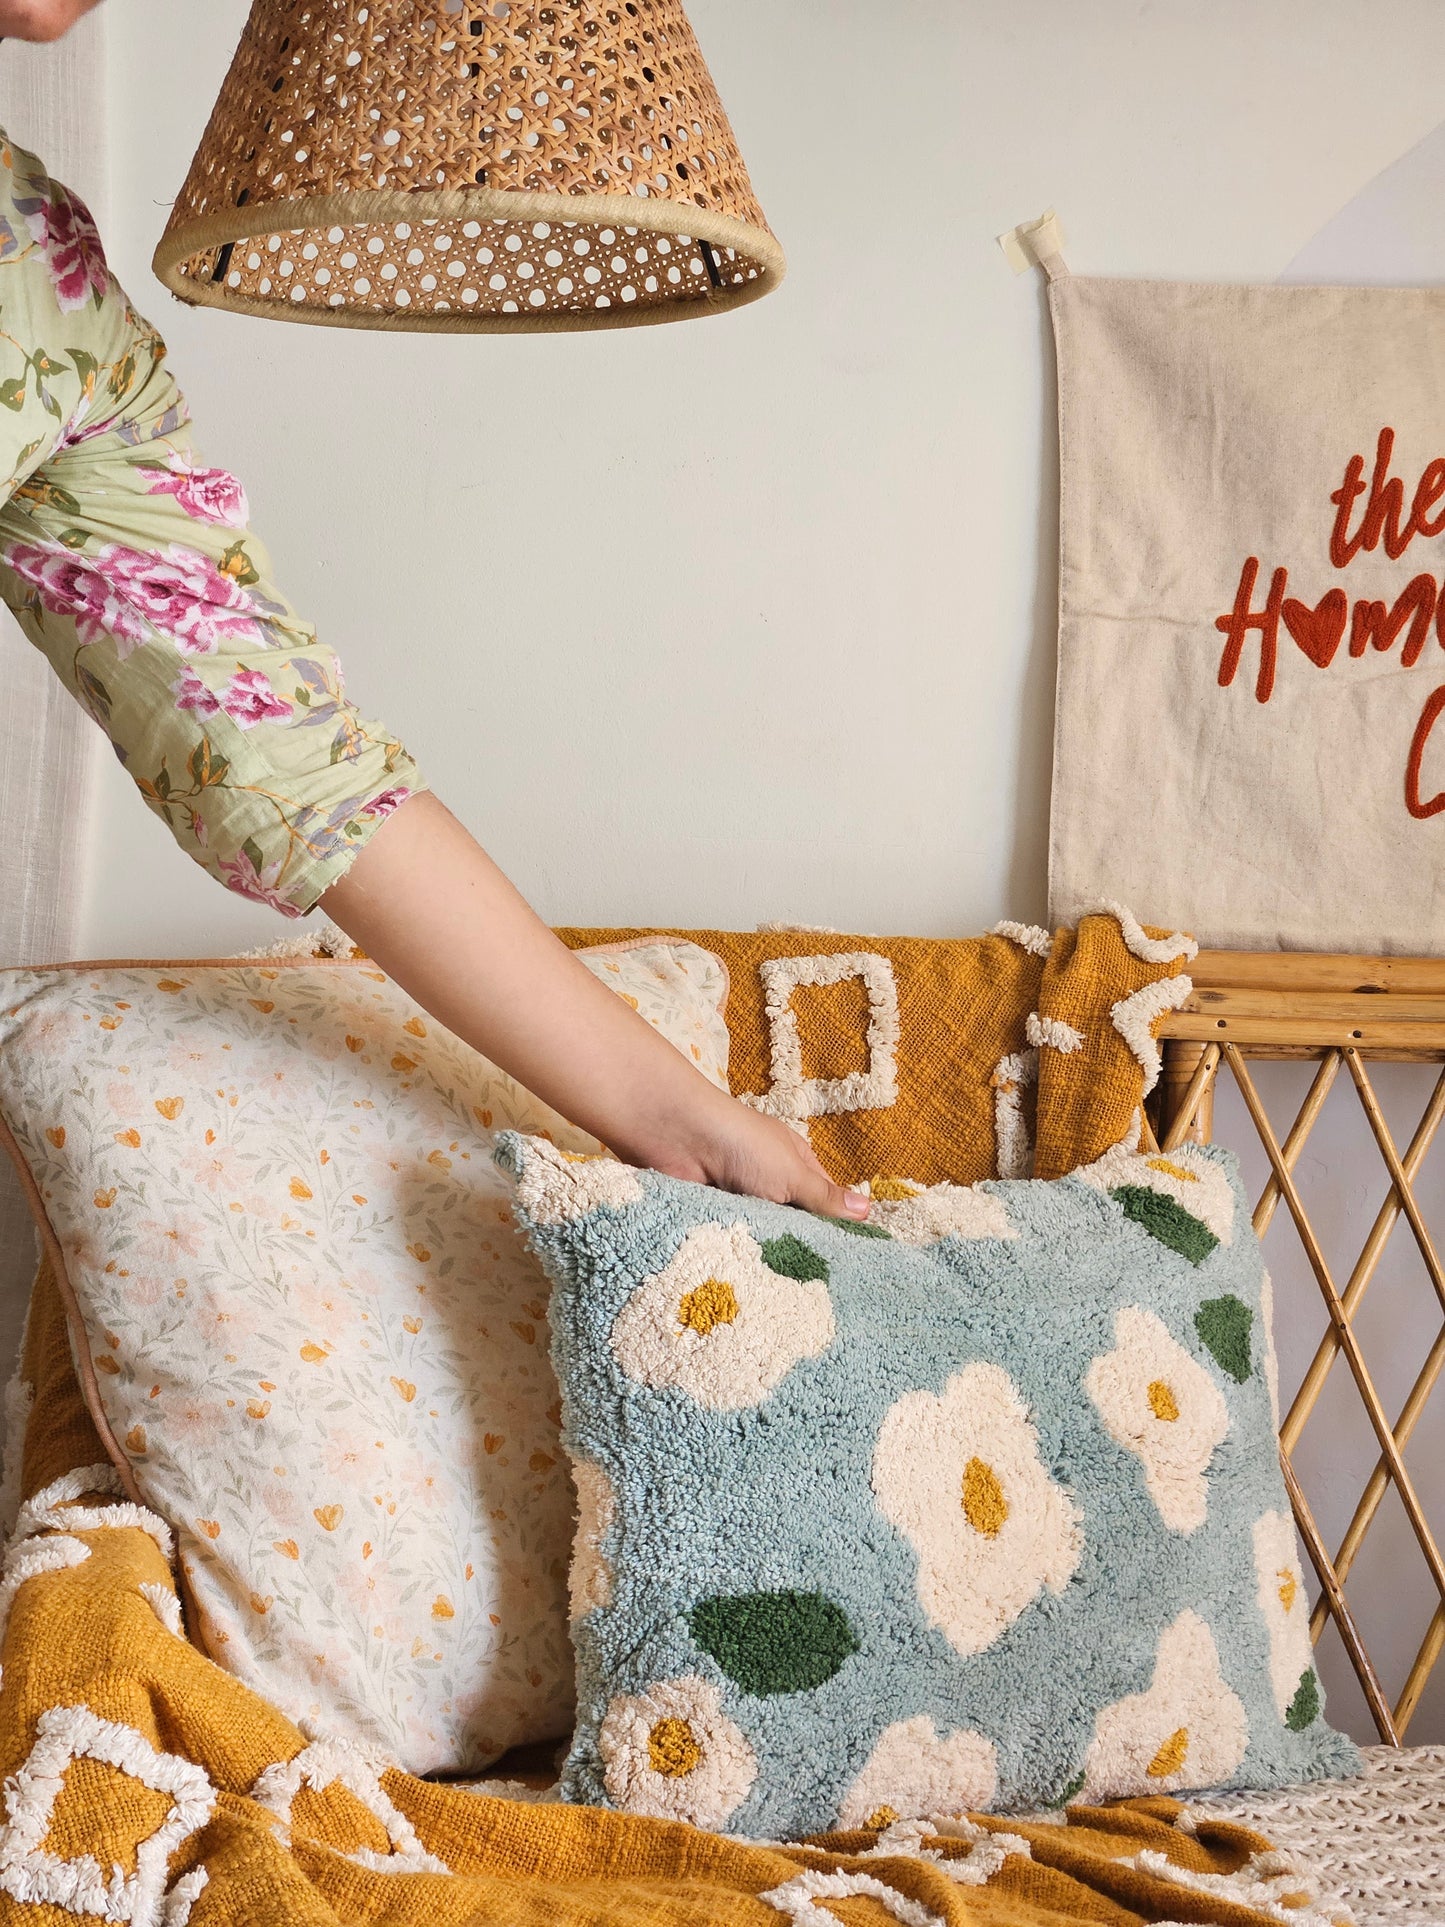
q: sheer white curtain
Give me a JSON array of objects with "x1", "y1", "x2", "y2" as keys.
[{"x1": 0, "y1": 14, "x2": 106, "y2": 1394}]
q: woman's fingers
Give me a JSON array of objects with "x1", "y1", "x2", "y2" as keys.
[{"x1": 786, "y1": 1138, "x2": 872, "y2": 1222}]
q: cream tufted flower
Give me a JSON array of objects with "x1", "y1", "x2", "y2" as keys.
[
  {"x1": 1085, "y1": 1307, "x2": 1229, "y2": 1533},
  {"x1": 837, "y1": 1715, "x2": 998, "y2": 1829},
  {"x1": 1252, "y1": 1509, "x2": 1314, "y2": 1723},
  {"x1": 598, "y1": 1674, "x2": 757, "y2": 1826},
  {"x1": 860, "y1": 1178, "x2": 1015, "y2": 1247},
  {"x1": 1080, "y1": 1609, "x2": 1248, "y2": 1800},
  {"x1": 609, "y1": 1221, "x2": 834, "y2": 1411},
  {"x1": 1259, "y1": 1269, "x2": 1282, "y2": 1432},
  {"x1": 1078, "y1": 1142, "x2": 1236, "y2": 1249},
  {"x1": 510, "y1": 1137, "x2": 643, "y2": 1226},
  {"x1": 872, "y1": 1362, "x2": 1082, "y2": 1656},
  {"x1": 568, "y1": 1460, "x2": 617, "y2": 1622}
]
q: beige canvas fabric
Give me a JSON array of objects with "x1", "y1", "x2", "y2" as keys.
[{"x1": 1048, "y1": 273, "x2": 1445, "y2": 954}]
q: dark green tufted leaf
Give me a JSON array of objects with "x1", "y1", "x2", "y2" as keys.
[
  {"x1": 1286, "y1": 1668, "x2": 1321, "y2": 1731},
  {"x1": 1112, "y1": 1185, "x2": 1219, "y2": 1266},
  {"x1": 1195, "y1": 1295, "x2": 1254, "y2": 1383},
  {"x1": 689, "y1": 1589, "x2": 860, "y2": 1696},
  {"x1": 822, "y1": 1215, "x2": 891, "y2": 1240},
  {"x1": 760, "y1": 1234, "x2": 830, "y2": 1283}
]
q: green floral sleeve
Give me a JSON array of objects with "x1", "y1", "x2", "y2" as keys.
[{"x1": 0, "y1": 131, "x2": 424, "y2": 916}]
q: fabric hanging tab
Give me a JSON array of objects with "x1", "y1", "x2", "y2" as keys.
[{"x1": 997, "y1": 208, "x2": 1070, "y2": 280}]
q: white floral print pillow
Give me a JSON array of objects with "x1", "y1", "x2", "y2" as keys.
[{"x1": 0, "y1": 939, "x2": 729, "y2": 1775}]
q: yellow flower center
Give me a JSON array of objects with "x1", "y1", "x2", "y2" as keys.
[
  {"x1": 1146, "y1": 1157, "x2": 1199, "y2": 1183},
  {"x1": 1147, "y1": 1727, "x2": 1190, "y2": 1779},
  {"x1": 1147, "y1": 1380, "x2": 1181, "y2": 1422},
  {"x1": 648, "y1": 1716, "x2": 702, "y2": 1778},
  {"x1": 868, "y1": 1177, "x2": 921, "y2": 1202},
  {"x1": 677, "y1": 1277, "x2": 740, "y2": 1337},
  {"x1": 961, "y1": 1457, "x2": 1008, "y2": 1538},
  {"x1": 1277, "y1": 1568, "x2": 1298, "y2": 1613},
  {"x1": 864, "y1": 1805, "x2": 899, "y2": 1831}
]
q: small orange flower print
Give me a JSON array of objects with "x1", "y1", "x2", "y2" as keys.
[
  {"x1": 313, "y1": 1505, "x2": 343, "y2": 1531},
  {"x1": 289, "y1": 1177, "x2": 313, "y2": 1200},
  {"x1": 259, "y1": 1380, "x2": 276, "y2": 1392},
  {"x1": 529, "y1": 1451, "x2": 556, "y2": 1474},
  {"x1": 99, "y1": 1017, "x2": 121, "y2": 1031},
  {"x1": 403, "y1": 1317, "x2": 422, "y2": 1335},
  {"x1": 115, "y1": 1130, "x2": 141, "y2": 1149},
  {"x1": 155, "y1": 1096, "x2": 184, "y2": 1120},
  {"x1": 299, "y1": 1342, "x2": 330, "y2": 1364},
  {"x1": 125, "y1": 1425, "x2": 146, "y2": 1453},
  {"x1": 249, "y1": 1593, "x2": 274, "y2": 1614},
  {"x1": 407, "y1": 1243, "x2": 431, "y2": 1263},
  {"x1": 352, "y1": 1194, "x2": 368, "y2": 1205},
  {"x1": 197, "y1": 1519, "x2": 221, "y2": 1540},
  {"x1": 95, "y1": 1354, "x2": 120, "y2": 1375},
  {"x1": 403, "y1": 1017, "x2": 427, "y2": 1038},
  {"x1": 246, "y1": 1400, "x2": 271, "y2": 1420},
  {"x1": 94, "y1": 1188, "x2": 116, "y2": 1209},
  {"x1": 248, "y1": 999, "x2": 275, "y2": 1014},
  {"x1": 45, "y1": 1126, "x2": 65, "y2": 1148},
  {"x1": 431, "y1": 1596, "x2": 455, "y2": 1620},
  {"x1": 392, "y1": 1053, "x2": 418, "y2": 1074},
  {"x1": 510, "y1": 1321, "x2": 536, "y2": 1345},
  {"x1": 391, "y1": 1377, "x2": 416, "y2": 1403},
  {"x1": 473, "y1": 1107, "x2": 493, "y2": 1129},
  {"x1": 345, "y1": 1035, "x2": 365, "y2": 1053},
  {"x1": 483, "y1": 1434, "x2": 504, "y2": 1455},
  {"x1": 427, "y1": 1150, "x2": 452, "y2": 1171},
  {"x1": 156, "y1": 979, "x2": 188, "y2": 994},
  {"x1": 273, "y1": 1540, "x2": 300, "y2": 1560}
]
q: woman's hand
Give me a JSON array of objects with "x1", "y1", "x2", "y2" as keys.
[
  {"x1": 322, "y1": 794, "x2": 872, "y2": 1223},
  {"x1": 614, "y1": 1089, "x2": 871, "y2": 1221}
]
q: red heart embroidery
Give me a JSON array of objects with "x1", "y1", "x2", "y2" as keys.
[{"x1": 1282, "y1": 589, "x2": 1347, "y2": 668}]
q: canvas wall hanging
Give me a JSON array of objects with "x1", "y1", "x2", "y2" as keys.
[{"x1": 1039, "y1": 235, "x2": 1445, "y2": 954}]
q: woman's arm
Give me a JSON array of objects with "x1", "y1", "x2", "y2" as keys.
[{"x1": 322, "y1": 793, "x2": 873, "y2": 1219}]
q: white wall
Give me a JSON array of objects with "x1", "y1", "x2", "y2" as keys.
[
  {"x1": 98, "y1": 0, "x2": 1445, "y2": 952},
  {"x1": 85, "y1": 2, "x2": 1445, "y2": 1745}
]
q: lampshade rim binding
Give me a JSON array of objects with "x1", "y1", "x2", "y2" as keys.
[{"x1": 151, "y1": 183, "x2": 785, "y2": 331}]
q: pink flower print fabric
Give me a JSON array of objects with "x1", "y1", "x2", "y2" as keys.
[
  {"x1": 140, "y1": 452, "x2": 250, "y2": 527},
  {"x1": 0, "y1": 129, "x2": 422, "y2": 914},
  {"x1": 13, "y1": 174, "x2": 108, "y2": 313}
]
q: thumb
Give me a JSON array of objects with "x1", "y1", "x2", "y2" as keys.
[{"x1": 790, "y1": 1149, "x2": 872, "y2": 1223}]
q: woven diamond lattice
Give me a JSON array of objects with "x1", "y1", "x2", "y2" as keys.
[
  {"x1": 153, "y1": 0, "x2": 785, "y2": 332},
  {"x1": 1153, "y1": 954, "x2": 1445, "y2": 1746}
]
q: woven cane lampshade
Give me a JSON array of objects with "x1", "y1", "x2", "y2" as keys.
[{"x1": 152, "y1": 0, "x2": 784, "y2": 333}]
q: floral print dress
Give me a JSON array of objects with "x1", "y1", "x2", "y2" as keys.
[{"x1": 0, "y1": 133, "x2": 422, "y2": 915}]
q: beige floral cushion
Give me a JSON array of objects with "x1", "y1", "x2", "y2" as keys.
[{"x1": 0, "y1": 939, "x2": 729, "y2": 1774}]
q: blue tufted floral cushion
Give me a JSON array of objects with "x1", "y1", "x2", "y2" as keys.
[{"x1": 496, "y1": 1133, "x2": 1358, "y2": 1838}]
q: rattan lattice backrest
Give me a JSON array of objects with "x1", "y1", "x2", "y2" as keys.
[
  {"x1": 1153, "y1": 951, "x2": 1445, "y2": 1744},
  {"x1": 153, "y1": 0, "x2": 785, "y2": 332}
]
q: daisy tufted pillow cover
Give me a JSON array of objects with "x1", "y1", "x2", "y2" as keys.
[
  {"x1": 0, "y1": 938, "x2": 730, "y2": 1776},
  {"x1": 497, "y1": 1132, "x2": 1359, "y2": 1839}
]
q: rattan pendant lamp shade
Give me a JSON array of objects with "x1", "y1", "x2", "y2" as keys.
[{"x1": 153, "y1": 0, "x2": 785, "y2": 333}]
